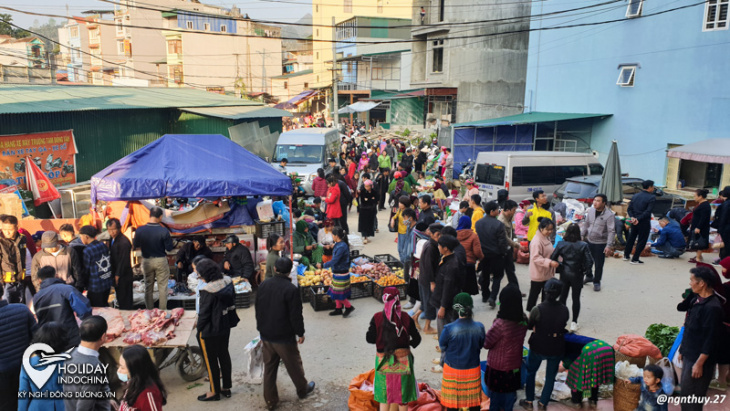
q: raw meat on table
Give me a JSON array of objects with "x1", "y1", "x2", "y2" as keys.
[
  {"x1": 92, "y1": 307, "x2": 126, "y2": 342},
  {"x1": 121, "y1": 308, "x2": 186, "y2": 346}
]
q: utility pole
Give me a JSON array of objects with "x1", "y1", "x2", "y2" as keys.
[
  {"x1": 332, "y1": 16, "x2": 339, "y2": 130},
  {"x1": 261, "y1": 50, "x2": 266, "y2": 94}
]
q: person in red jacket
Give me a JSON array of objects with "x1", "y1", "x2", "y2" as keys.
[
  {"x1": 118, "y1": 344, "x2": 167, "y2": 411},
  {"x1": 324, "y1": 176, "x2": 342, "y2": 225},
  {"x1": 311, "y1": 168, "x2": 328, "y2": 199}
]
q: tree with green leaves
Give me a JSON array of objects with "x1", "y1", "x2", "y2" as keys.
[{"x1": 0, "y1": 13, "x2": 30, "y2": 39}]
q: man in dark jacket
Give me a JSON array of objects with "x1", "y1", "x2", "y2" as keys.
[
  {"x1": 106, "y1": 218, "x2": 134, "y2": 310},
  {"x1": 418, "y1": 224, "x2": 442, "y2": 335},
  {"x1": 401, "y1": 148, "x2": 414, "y2": 169},
  {"x1": 475, "y1": 201, "x2": 510, "y2": 307},
  {"x1": 33, "y1": 266, "x2": 92, "y2": 349},
  {"x1": 177, "y1": 235, "x2": 214, "y2": 281},
  {"x1": 418, "y1": 195, "x2": 437, "y2": 227},
  {"x1": 677, "y1": 266, "x2": 723, "y2": 410},
  {"x1": 134, "y1": 207, "x2": 174, "y2": 310},
  {"x1": 375, "y1": 168, "x2": 392, "y2": 211},
  {"x1": 431, "y1": 235, "x2": 461, "y2": 337},
  {"x1": 1, "y1": 215, "x2": 36, "y2": 302},
  {"x1": 624, "y1": 180, "x2": 656, "y2": 264},
  {"x1": 221, "y1": 235, "x2": 255, "y2": 281},
  {"x1": 255, "y1": 257, "x2": 315, "y2": 410},
  {"x1": 0, "y1": 284, "x2": 37, "y2": 411},
  {"x1": 650, "y1": 216, "x2": 686, "y2": 259},
  {"x1": 80, "y1": 225, "x2": 113, "y2": 307}
]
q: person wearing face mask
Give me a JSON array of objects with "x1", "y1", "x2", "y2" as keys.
[
  {"x1": 30, "y1": 231, "x2": 82, "y2": 291},
  {"x1": 117, "y1": 344, "x2": 167, "y2": 411}
]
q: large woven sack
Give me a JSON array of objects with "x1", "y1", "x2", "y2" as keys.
[
  {"x1": 408, "y1": 382, "x2": 442, "y2": 411},
  {"x1": 348, "y1": 369, "x2": 378, "y2": 411},
  {"x1": 613, "y1": 378, "x2": 641, "y2": 411},
  {"x1": 614, "y1": 334, "x2": 662, "y2": 359}
]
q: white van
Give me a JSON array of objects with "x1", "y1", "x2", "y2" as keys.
[
  {"x1": 472, "y1": 151, "x2": 604, "y2": 203},
  {"x1": 272, "y1": 128, "x2": 341, "y2": 195}
]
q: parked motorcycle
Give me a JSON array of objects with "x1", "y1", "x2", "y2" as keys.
[
  {"x1": 459, "y1": 158, "x2": 475, "y2": 185},
  {"x1": 61, "y1": 160, "x2": 74, "y2": 177},
  {"x1": 14, "y1": 158, "x2": 25, "y2": 173}
]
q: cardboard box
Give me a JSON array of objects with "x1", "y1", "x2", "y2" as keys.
[
  {"x1": 611, "y1": 203, "x2": 628, "y2": 217},
  {"x1": 255, "y1": 200, "x2": 274, "y2": 221}
]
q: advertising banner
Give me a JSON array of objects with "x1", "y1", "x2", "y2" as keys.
[{"x1": 0, "y1": 130, "x2": 77, "y2": 189}]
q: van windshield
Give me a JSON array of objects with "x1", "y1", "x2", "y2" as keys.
[
  {"x1": 273, "y1": 144, "x2": 323, "y2": 164},
  {"x1": 475, "y1": 164, "x2": 505, "y2": 185}
]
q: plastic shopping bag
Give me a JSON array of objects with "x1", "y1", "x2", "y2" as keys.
[
  {"x1": 243, "y1": 335, "x2": 264, "y2": 384},
  {"x1": 656, "y1": 357, "x2": 676, "y2": 394}
]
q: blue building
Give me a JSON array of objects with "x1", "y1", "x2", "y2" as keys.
[{"x1": 523, "y1": 0, "x2": 730, "y2": 189}]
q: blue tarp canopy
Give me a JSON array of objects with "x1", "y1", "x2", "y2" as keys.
[{"x1": 91, "y1": 134, "x2": 292, "y2": 202}]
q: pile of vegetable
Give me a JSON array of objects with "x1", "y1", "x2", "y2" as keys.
[
  {"x1": 299, "y1": 268, "x2": 333, "y2": 287},
  {"x1": 645, "y1": 323, "x2": 680, "y2": 357},
  {"x1": 351, "y1": 262, "x2": 393, "y2": 281}
]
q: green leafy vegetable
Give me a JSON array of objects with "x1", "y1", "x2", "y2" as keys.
[{"x1": 645, "y1": 323, "x2": 680, "y2": 357}]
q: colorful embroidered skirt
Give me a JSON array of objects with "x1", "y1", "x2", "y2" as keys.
[
  {"x1": 566, "y1": 339, "x2": 615, "y2": 392},
  {"x1": 327, "y1": 272, "x2": 351, "y2": 300},
  {"x1": 441, "y1": 363, "x2": 482, "y2": 408},
  {"x1": 374, "y1": 351, "x2": 418, "y2": 405}
]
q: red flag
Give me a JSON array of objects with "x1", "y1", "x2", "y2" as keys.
[{"x1": 25, "y1": 156, "x2": 60, "y2": 206}]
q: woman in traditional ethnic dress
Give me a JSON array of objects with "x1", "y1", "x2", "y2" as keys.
[
  {"x1": 483, "y1": 284, "x2": 528, "y2": 411},
  {"x1": 293, "y1": 220, "x2": 322, "y2": 266},
  {"x1": 366, "y1": 287, "x2": 422, "y2": 410},
  {"x1": 439, "y1": 292, "x2": 485, "y2": 411},
  {"x1": 319, "y1": 227, "x2": 354, "y2": 317},
  {"x1": 561, "y1": 334, "x2": 615, "y2": 408}
]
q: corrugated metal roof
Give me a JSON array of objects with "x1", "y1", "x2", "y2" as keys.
[
  {"x1": 271, "y1": 69, "x2": 313, "y2": 80},
  {"x1": 180, "y1": 106, "x2": 293, "y2": 120},
  {"x1": 453, "y1": 112, "x2": 612, "y2": 128},
  {"x1": 0, "y1": 84, "x2": 261, "y2": 115}
]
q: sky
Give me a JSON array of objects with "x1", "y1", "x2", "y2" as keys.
[{"x1": 3, "y1": 0, "x2": 311, "y2": 29}]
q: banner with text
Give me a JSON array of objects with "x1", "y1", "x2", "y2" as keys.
[{"x1": 0, "y1": 130, "x2": 77, "y2": 189}]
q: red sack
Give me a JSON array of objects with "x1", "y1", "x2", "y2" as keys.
[
  {"x1": 614, "y1": 334, "x2": 662, "y2": 359},
  {"x1": 515, "y1": 248, "x2": 530, "y2": 265},
  {"x1": 348, "y1": 369, "x2": 378, "y2": 411},
  {"x1": 408, "y1": 382, "x2": 442, "y2": 411}
]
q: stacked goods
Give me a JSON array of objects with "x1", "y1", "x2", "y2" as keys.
[
  {"x1": 376, "y1": 275, "x2": 406, "y2": 287},
  {"x1": 350, "y1": 262, "x2": 392, "y2": 281},
  {"x1": 299, "y1": 268, "x2": 333, "y2": 287}
]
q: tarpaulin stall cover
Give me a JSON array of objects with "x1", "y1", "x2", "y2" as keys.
[{"x1": 90, "y1": 134, "x2": 292, "y2": 203}]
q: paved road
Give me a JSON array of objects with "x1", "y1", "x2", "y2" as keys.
[{"x1": 163, "y1": 208, "x2": 708, "y2": 410}]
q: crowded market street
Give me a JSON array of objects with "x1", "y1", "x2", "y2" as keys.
[{"x1": 159, "y1": 209, "x2": 708, "y2": 411}]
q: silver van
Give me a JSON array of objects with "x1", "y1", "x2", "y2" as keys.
[
  {"x1": 473, "y1": 151, "x2": 603, "y2": 203},
  {"x1": 272, "y1": 128, "x2": 341, "y2": 195}
]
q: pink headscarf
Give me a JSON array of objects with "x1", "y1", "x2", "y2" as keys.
[
  {"x1": 382, "y1": 287, "x2": 405, "y2": 337},
  {"x1": 364, "y1": 179, "x2": 373, "y2": 187}
]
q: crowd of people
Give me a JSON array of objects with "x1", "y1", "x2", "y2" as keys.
[{"x1": 2, "y1": 130, "x2": 730, "y2": 411}]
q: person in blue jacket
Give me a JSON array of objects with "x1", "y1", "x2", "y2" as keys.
[
  {"x1": 650, "y1": 216, "x2": 687, "y2": 259},
  {"x1": 18, "y1": 322, "x2": 67, "y2": 411},
  {"x1": 318, "y1": 227, "x2": 354, "y2": 317}
]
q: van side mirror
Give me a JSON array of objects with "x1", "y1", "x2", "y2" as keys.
[{"x1": 655, "y1": 188, "x2": 663, "y2": 196}]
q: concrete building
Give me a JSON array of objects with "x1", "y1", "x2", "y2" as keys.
[
  {"x1": 58, "y1": 18, "x2": 90, "y2": 83},
  {"x1": 270, "y1": 69, "x2": 315, "y2": 105},
  {"x1": 161, "y1": 9, "x2": 282, "y2": 94},
  {"x1": 58, "y1": 16, "x2": 118, "y2": 85},
  {"x1": 523, "y1": 0, "x2": 730, "y2": 188},
  {"x1": 0, "y1": 35, "x2": 47, "y2": 69},
  {"x1": 311, "y1": 0, "x2": 414, "y2": 89},
  {"x1": 408, "y1": 0, "x2": 530, "y2": 127}
]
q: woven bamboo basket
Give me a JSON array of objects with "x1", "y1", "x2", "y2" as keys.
[
  {"x1": 613, "y1": 378, "x2": 641, "y2": 411},
  {"x1": 615, "y1": 351, "x2": 648, "y2": 368}
]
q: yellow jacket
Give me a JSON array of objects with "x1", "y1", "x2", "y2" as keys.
[{"x1": 471, "y1": 207, "x2": 484, "y2": 231}]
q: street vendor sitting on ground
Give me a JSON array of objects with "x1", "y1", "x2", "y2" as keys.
[
  {"x1": 649, "y1": 216, "x2": 686, "y2": 259},
  {"x1": 293, "y1": 220, "x2": 323, "y2": 267},
  {"x1": 176, "y1": 235, "x2": 214, "y2": 282},
  {"x1": 221, "y1": 235, "x2": 255, "y2": 282}
]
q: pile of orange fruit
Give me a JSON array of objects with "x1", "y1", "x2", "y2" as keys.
[
  {"x1": 376, "y1": 275, "x2": 406, "y2": 287},
  {"x1": 350, "y1": 275, "x2": 371, "y2": 283}
]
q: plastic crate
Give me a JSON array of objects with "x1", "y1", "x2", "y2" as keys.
[
  {"x1": 352, "y1": 254, "x2": 375, "y2": 265},
  {"x1": 350, "y1": 279, "x2": 374, "y2": 299},
  {"x1": 310, "y1": 286, "x2": 336, "y2": 311},
  {"x1": 235, "y1": 292, "x2": 251, "y2": 309},
  {"x1": 374, "y1": 254, "x2": 399, "y2": 264},
  {"x1": 255, "y1": 220, "x2": 285, "y2": 238},
  {"x1": 349, "y1": 249, "x2": 360, "y2": 258},
  {"x1": 372, "y1": 282, "x2": 408, "y2": 302},
  {"x1": 299, "y1": 285, "x2": 313, "y2": 303},
  {"x1": 383, "y1": 260, "x2": 404, "y2": 271}
]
